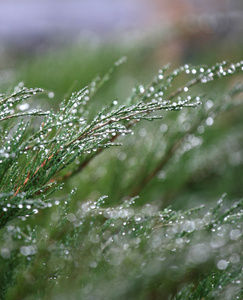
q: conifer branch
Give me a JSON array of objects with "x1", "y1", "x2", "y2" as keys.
[
  {"x1": 128, "y1": 83, "x2": 243, "y2": 198},
  {"x1": 53, "y1": 60, "x2": 243, "y2": 184},
  {"x1": 0, "y1": 58, "x2": 243, "y2": 300}
]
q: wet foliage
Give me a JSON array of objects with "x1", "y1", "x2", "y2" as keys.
[{"x1": 0, "y1": 60, "x2": 243, "y2": 299}]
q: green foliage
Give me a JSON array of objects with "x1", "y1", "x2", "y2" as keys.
[{"x1": 0, "y1": 59, "x2": 243, "y2": 299}]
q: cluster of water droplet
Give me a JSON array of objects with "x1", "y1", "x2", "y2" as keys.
[
  {"x1": 0, "y1": 185, "x2": 241, "y2": 300},
  {"x1": 0, "y1": 84, "x2": 48, "y2": 124}
]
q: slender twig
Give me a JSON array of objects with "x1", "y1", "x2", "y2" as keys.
[
  {"x1": 127, "y1": 94, "x2": 243, "y2": 198},
  {"x1": 54, "y1": 83, "x2": 202, "y2": 183},
  {"x1": 51, "y1": 62, "x2": 243, "y2": 185},
  {"x1": 0, "y1": 111, "x2": 49, "y2": 123}
]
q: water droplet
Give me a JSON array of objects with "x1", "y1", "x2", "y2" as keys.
[
  {"x1": 48, "y1": 92, "x2": 55, "y2": 99},
  {"x1": 139, "y1": 85, "x2": 145, "y2": 94},
  {"x1": 206, "y1": 117, "x2": 214, "y2": 126},
  {"x1": 160, "y1": 124, "x2": 168, "y2": 133},
  {"x1": 134, "y1": 213, "x2": 144, "y2": 223},
  {"x1": 18, "y1": 103, "x2": 29, "y2": 111},
  {"x1": 217, "y1": 260, "x2": 228, "y2": 270},
  {"x1": 204, "y1": 100, "x2": 213, "y2": 110},
  {"x1": 197, "y1": 125, "x2": 205, "y2": 134},
  {"x1": 1, "y1": 248, "x2": 11, "y2": 259},
  {"x1": 20, "y1": 245, "x2": 37, "y2": 256},
  {"x1": 183, "y1": 220, "x2": 196, "y2": 233},
  {"x1": 67, "y1": 213, "x2": 76, "y2": 222},
  {"x1": 230, "y1": 229, "x2": 241, "y2": 240}
]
